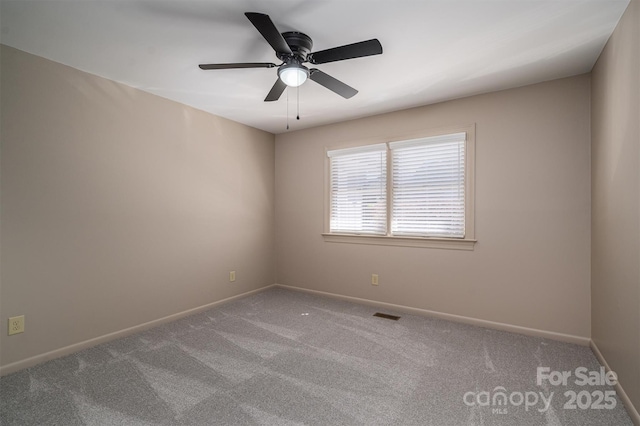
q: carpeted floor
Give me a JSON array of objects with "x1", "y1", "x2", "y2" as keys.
[{"x1": 0, "y1": 287, "x2": 634, "y2": 425}]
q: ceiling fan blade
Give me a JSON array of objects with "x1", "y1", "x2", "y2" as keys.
[
  {"x1": 245, "y1": 12, "x2": 292, "y2": 55},
  {"x1": 264, "y1": 78, "x2": 287, "y2": 102},
  {"x1": 308, "y1": 39, "x2": 382, "y2": 64},
  {"x1": 309, "y1": 69, "x2": 358, "y2": 99},
  {"x1": 199, "y1": 62, "x2": 277, "y2": 70}
]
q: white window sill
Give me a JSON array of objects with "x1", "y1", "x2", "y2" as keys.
[{"x1": 321, "y1": 233, "x2": 476, "y2": 250}]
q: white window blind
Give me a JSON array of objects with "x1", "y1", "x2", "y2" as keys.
[
  {"x1": 328, "y1": 144, "x2": 387, "y2": 235},
  {"x1": 390, "y1": 133, "x2": 466, "y2": 238}
]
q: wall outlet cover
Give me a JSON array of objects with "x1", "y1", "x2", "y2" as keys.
[{"x1": 8, "y1": 316, "x2": 25, "y2": 335}]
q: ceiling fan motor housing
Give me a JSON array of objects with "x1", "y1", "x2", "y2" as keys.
[{"x1": 279, "y1": 32, "x2": 313, "y2": 62}]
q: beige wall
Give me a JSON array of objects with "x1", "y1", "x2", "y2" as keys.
[
  {"x1": 276, "y1": 75, "x2": 592, "y2": 338},
  {"x1": 0, "y1": 45, "x2": 275, "y2": 367},
  {"x1": 591, "y1": 0, "x2": 640, "y2": 412}
]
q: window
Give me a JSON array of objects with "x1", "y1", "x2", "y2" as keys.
[
  {"x1": 328, "y1": 144, "x2": 387, "y2": 235},
  {"x1": 324, "y1": 126, "x2": 475, "y2": 250},
  {"x1": 390, "y1": 133, "x2": 465, "y2": 238}
]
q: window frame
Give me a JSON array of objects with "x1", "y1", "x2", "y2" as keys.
[{"x1": 323, "y1": 124, "x2": 476, "y2": 250}]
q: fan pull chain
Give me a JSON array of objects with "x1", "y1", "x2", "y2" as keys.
[
  {"x1": 297, "y1": 84, "x2": 300, "y2": 120},
  {"x1": 286, "y1": 87, "x2": 289, "y2": 130}
]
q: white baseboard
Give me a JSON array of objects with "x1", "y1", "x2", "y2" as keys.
[
  {"x1": 0, "y1": 284, "x2": 276, "y2": 376},
  {"x1": 275, "y1": 284, "x2": 591, "y2": 346},
  {"x1": 590, "y1": 340, "x2": 640, "y2": 425}
]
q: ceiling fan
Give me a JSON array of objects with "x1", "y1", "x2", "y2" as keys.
[{"x1": 199, "y1": 12, "x2": 383, "y2": 102}]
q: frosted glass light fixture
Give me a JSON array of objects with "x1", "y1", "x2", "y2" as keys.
[{"x1": 278, "y1": 63, "x2": 309, "y2": 87}]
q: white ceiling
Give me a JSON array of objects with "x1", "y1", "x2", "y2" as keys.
[{"x1": 0, "y1": 0, "x2": 629, "y2": 134}]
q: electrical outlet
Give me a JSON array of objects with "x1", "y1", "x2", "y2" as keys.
[
  {"x1": 229, "y1": 271, "x2": 236, "y2": 282},
  {"x1": 8, "y1": 315, "x2": 25, "y2": 335},
  {"x1": 371, "y1": 274, "x2": 379, "y2": 286}
]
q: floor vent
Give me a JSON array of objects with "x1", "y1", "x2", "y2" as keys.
[{"x1": 373, "y1": 312, "x2": 401, "y2": 321}]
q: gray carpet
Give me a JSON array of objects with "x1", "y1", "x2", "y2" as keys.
[{"x1": 0, "y1": 287, "x2": 633, "y2": 425}]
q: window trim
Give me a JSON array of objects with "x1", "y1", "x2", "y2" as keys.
[{"x1": 323, "y1": 124, "x2": 476, "y2": 250}]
